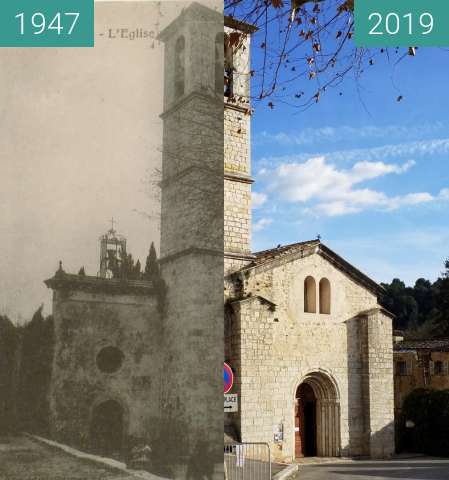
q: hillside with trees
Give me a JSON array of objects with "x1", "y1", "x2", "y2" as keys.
[{"x1": 381, "y1": 258, "x2": 449, "y2": 339}]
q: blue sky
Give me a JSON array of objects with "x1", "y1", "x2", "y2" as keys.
[{"x1": 250, "y1": 47, "x2": 449, "y2": 286}]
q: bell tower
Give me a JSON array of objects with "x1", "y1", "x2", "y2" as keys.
[
  {"x1": 158, "y1": 2, "x2": 224, "y2": 476},
  {"x1": 224, "y1": 18, "x2": 257, "y2": 273}
]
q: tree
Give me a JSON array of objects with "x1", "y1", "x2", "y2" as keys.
[
  {"x1": 144, "y1": 242, "x2": 160, "y2": 280},
  {"x1": 225, "y1": 0, "x2": 417, "y2": 108},
  {"x1": 0, "y1": 315, "x2": 20, "y2": 432},
  {"x1": 430, "y1": 259, "x2": 449, "y2": 336},
  {"x1": 380, "y1": 258, "x2": 449, "y2": 338},
  {"x1": 381, "y1": 278, "x2": 418, "y2": 330},
  {"x1": 412, "y1": 278, "x2": 435, "y2": 325},
  {"x1": 112, "y1": 252, "x2": 137, "y2": 280},
  {"x1": 78, "y1": 266, "x2": 86, "y2": 276},
  {"x1": 133, "y1": 259, "x2": 142, "y2": 280},
  {"x1": 17, "y1": 306, "x2": 54, "y2": 434}
]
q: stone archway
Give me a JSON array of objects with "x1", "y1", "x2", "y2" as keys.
[
  {"x1": 90, "y1": 399, "x2": 124, "y2": 457},
  {"x1": 295, "y1": 371, "x2": 340, "y2": 458}
]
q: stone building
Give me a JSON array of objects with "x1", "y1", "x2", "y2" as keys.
[
  {"x1": 394, "y1": 338, "x2": 449, "y2": 414},
  {"x1": 45, "y1": 231, "x2": 161, "y2": 455},
  {"x1": 43, "y1": 0, "x2": 396, "y2": 469},
  {"x1": 45, "y1": 2, "x2": 224, "y2": 477},
  {"x1": 224, "y1": 17, "x2": 396, "y2": 463}
]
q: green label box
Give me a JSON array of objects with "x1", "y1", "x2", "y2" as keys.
[
  {"x1": 0, "y1": 0, "x2": 94, "y2": 47},
  {"x1": 355, "y1": 0, "x2": 449, "y2": 47}
]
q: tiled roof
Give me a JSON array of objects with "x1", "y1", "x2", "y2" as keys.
[
  {"x1": 250, "y1": 240, "x2": 384, "y2": 296},
  {"x1": 253, "y1": 240, "x2": 320, "y2": 265},
  {"x1": 394, "y1": 339, "x2": 449, "y2": 352}
]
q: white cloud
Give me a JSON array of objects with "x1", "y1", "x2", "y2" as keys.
[
  {"x1": 253, "y1": 217, "x2": 273, "y2": 232},
  {"x1": 252, "y1": 191, "x2": 267, "y2": 209},
  {"x1": 256, "y1": 138, "x2": 449, "y2": 170},
  {"x1": 351, "y1": 160, "x2": 415, "y2": 182},
  {"x1": 261, "y1": 157, "x2": 444, "y2": 217},
  {"x1": 254, "y1": 123, "x2": 448, "y2": 147},
  {"x1": 440, "y1": 188, "x2": 449, "y2": 200}
]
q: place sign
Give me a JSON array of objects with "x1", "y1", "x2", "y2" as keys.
[{"x1": 224, "y1": 393, "x2": 238, "y2": 413}]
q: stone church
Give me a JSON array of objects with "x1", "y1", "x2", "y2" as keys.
[
  {"x1": 223, "y1": 12, "x2": 395, "y2": 464},
  {"x1": 42, "y1": 1, "x2": 394, "y2": 473},
  {"x1": 45, "y1": 3, "x2": 224, "y2": 476}
]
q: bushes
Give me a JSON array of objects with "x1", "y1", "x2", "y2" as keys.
[{"x1": 400, "y1": 388, "x2": 449, "y2": 456}]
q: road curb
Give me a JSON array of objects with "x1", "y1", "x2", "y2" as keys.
[
  {"x1": 272, "y1": 463, "x2": 299, "y2": 480},
  {"x1": 25, "y1": 433, "x2": 169, "y2": 480}
]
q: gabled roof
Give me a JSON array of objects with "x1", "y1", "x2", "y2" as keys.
[
  {"x1": 158, "y1": 2, "x2": 223, "y2": 42},
  {"x1": 253, "y1": 239, "x2": 320, "y2": 264},
  {"x1": 249, "y1": 240, "x2": 384, "y2": 296},
  {"x1": 230, "y1": 294, "x2": 277, "y2": 311}
]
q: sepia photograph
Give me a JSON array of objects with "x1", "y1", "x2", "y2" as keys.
[{"x1": 1, "y1": 1, "x2": 449, "y2": 480}]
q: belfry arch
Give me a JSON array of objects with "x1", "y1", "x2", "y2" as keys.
[{"x1": 294, "y1": 371, "x2": 340, "y2": 458}]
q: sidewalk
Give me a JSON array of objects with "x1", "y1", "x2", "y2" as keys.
[
  {"x1": 272, "y1": 462, "x2": 299, "y2": 480},
  {"x1": 27, "y1": 434, "x2": 169, "y2": 480}
]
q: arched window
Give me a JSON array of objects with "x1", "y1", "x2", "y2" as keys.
[
  {"x1": 174, "y1": 36, "x2": 185, "y2": 99},
  {"x1": 319, "y1": 278, "x2": 331, "y2": 314},
  {"x1": 304, "y1": 276, "x2": 316, "y2": 313},
  {"x1": 223, "y1": 33, "x2": 233, "y2": 97}
]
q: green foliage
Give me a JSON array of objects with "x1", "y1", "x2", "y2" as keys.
[
  {"x1": 400, "y1": 388, "x2": 449, "y2": 455},
  {"x1": 144, "y1": 242, "x2": 160, "y2": 280},
  {"x1": 380, "y1": 257, "x2": 449, "y2": 337},
  {"x1": 17, "y1": 306, "x2": 54, "y2": 434},
  {"x1": 110, "y1": 242, "x2": 159, "y2": 281}
]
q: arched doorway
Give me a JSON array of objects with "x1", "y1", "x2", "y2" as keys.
[
  {"x1": 295, "y1": 372, "x2": 340, "y2": 458},
  {"x1": 90, "y1": 399, "x2": 124, "y2": 457}
]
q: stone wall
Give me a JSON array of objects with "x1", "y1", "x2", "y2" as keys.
[
  {"x1": 159, "y1": 5, "x2": 224, "y2": 476},
  {"x1": 225, "y1": 251, "x2": 395, "y2": 461},
  {"x1": 394, "y1": 350, "x2": 449, "y2": 411},
  {"x1": 49, "y1": 288, "x2": 161, "y2": 451},
  {"x1": 224, "y1": 23, "x2": 252, "y2": 264},
  {"x1": 360, "y1": 310, "x2": 395, "y2": 458}
]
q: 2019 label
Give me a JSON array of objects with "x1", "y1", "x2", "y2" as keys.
[{"x1": 355, "y1": 0, "x2": 449, "y2": 47}]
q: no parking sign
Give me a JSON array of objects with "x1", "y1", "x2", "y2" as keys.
[{"x1": 224, "y1": 362, "x2": 234, "y2": 394}]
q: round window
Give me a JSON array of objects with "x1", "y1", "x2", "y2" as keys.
[{"x1": 96, "y1": 346, "x2": 124, "y2": 373}]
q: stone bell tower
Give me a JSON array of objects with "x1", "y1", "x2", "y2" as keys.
[
  {"x1": 158, "y1": 2, "x2": 223, "y2": 476},
  {"x1": 224, "y1": 18, "x2": 257, "y2": 274}
]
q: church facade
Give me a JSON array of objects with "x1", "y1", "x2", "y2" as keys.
[
  {"x1": 43, "y1": 1, "x2": 395, "y2": 471},
  {"x1": 224, "y1": 17, "x2": 395, "y2": 463}
]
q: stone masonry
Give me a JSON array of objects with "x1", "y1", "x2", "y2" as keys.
[{"x1": 224, "y1": 19, "x2": 395, "y2": 463}]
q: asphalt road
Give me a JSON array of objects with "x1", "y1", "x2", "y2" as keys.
[{"x1": 293, "y1": 459, "x2": 449, "y2": 480}]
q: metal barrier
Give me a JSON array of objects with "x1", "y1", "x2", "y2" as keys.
[{"x1": 224, "y1": 442, "x2": 271, "y2": 480}]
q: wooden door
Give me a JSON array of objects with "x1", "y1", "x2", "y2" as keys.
[{"x1": 294, "y1": 398, "x2": 304, "y2": 458}]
